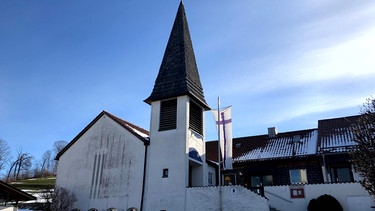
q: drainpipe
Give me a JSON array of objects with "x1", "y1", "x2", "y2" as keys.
[
  {"x1": 321, "y1": 154, "x2": 328, "y2": 183},
  {"x1": 140, "y1": 138, "x2": 150, "y2": 211}
]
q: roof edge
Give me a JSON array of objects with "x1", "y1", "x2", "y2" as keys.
[{"x1": 55, "y1": 111, "x2": 149, "y2": 160}]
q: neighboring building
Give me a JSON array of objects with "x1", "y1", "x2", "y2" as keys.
[
  {"x1": 317, "y1": 115, "x2": 361, "y2": 183},
  {"x1": 0, "y1": 180, "x2": 36, "y2": 211},
  {"x1": 206, "y1": 128, "x2": 321, "y2": 195},
  {"x1": 206, "y1": 114, "x2": 374, "y2": 210}
]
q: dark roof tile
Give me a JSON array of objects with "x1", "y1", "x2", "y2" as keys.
[
  {"x1": 317, "y1": 115, "x2": 360, "y2": 153},
  {"x1": 206, "y1": 129, "x2": 318, "y2": 163},
  {"x1": 145, "y1": 2, "x2": 209, "y2": 110}
]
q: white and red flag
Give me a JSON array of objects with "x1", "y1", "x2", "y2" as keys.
[{"x1": 212, "y1": 106, "x2": 233, "y2": 170}]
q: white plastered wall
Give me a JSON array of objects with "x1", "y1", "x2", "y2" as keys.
[{"x1": 55, "y1": 114, "x2": 146, "y2": 210}]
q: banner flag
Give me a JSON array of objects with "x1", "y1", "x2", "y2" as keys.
[{"x1": 212, "y1": 106, "x2": 233, "y2": 170}]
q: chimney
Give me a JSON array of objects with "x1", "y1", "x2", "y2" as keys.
[{"x1": 268, "y1": 127, "x2": 278, "y2": 138}]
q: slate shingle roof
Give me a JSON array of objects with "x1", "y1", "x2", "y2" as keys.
[
  {"x1": 317, "y1": 115, "x2": 360, "y2": 153},
  {"x1": 206, "y1": 129, "x2": 318, "y2": 163},
  {"x1": 144, "y1": 2, "x2": 209, "y2": 110}
]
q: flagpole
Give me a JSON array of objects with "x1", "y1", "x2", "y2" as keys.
[{"x1": 217, "y1": 97, "x2": 222, "y2": 211}]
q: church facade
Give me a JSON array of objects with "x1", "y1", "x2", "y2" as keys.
[
  {"x1": 55, "y1": 111, "x2": 149, "y2": 209},
  {"x1": 55, "y1": 2, "x2": 269, "y2": 211}
]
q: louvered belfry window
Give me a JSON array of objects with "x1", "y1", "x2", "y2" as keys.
[
  {"x1": 159, "y1": 99, "x2": 177, "y2": 131},
  {"x1": 189, "y1": 101, "x2": 203, "y2": 135}
]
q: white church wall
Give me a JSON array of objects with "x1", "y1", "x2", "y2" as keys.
[
  {"x1": 188, "y1": 129, "x2": 206, "y2": 187},
  {"x1": 143, "y1": 96, "x2": 191, "y2": 210},
  {"x1": 186, "y1": 185, "x2": 269, "y2": 211},
  {"x1": 56, "y1": 114, "x2": 146, "y2": 210},
  {"x1": 265, "y1": 182, "x2": 374, "y2": 211}
]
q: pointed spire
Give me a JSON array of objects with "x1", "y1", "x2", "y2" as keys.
[{"x1": 145, "y1": 2, "x2": 210, "y2": 110}]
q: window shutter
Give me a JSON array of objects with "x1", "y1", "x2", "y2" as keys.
[
  {"x1": 189, "y1": 101, "x2": 203, "y2": 135},
  {"x1": 159, "y1": 99, "x2": 177, "y2": 131}
]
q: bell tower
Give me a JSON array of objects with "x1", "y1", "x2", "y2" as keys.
[{"x1": 143, "y1": 2, "x2": 210, "y2": 210}]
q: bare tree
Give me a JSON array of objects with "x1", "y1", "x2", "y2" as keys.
[
  {"x1": 41, "y1": 150, "x2": 52, "y2": 175},
  {"x1": 351, "y1": 97, "x2": 375, "y2": 197},
  {"x1": 33, "y1": 150, "x2": 53, "y2": 177},
  {"x1": 6, "y1": 149, "x2": 33, "y2": 181},
  {"x1": 0, "y1": 139, "x2": 11, "y2": 172},
  {"x1": 52, "y1": 140, "x2": 68, "y2": 155},
  {"x1": 42, "y1": 187, "x2": 77, "y2": 211},
  {"x1": 52, "y1": 140, "x2": 68, "y2": 174}
]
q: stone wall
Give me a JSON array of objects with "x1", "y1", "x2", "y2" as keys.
[{"x1": 187, "y1": 185, "x2": 269, "y2": 211}]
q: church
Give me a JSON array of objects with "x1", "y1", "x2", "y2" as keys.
[{"x1": 55, "y1": 2, "x2": 269, "y2": 211}]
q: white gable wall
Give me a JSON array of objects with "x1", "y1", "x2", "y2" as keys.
[{"x1": 55, "y1": 114, "x2": 146, "y2": 210}]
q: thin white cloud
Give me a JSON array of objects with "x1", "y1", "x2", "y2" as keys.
[{"x1": 217, "y1": 23, "x2": 375, "y2": 96}]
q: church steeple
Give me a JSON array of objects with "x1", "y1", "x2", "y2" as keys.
[
  {"x1": 143, "y1": 3, "x2": 211, "y2": 210},
  {"x1": 145, "y1": 1, "x2": 210, "y2": 110}
]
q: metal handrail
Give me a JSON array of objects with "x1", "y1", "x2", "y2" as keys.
[{"x1": 265, "y1": 190, "x2": 293, "y2": 203}]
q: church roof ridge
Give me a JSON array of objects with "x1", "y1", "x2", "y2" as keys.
[
  {"x1": 144, "y1": 1, "x2": 209, "y2": 110},
  {"x1": 103, "y1": 110, "x2": 149, "y2": 138},
  {"x1": 55, "y1": 110, "x2": 149, "y2": 160}
]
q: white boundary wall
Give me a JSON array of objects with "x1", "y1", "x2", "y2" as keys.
[
  {"x1": 0, "y1": 207, "x2": 16, "y2": 211},
  {"x1": 187, "y1": 186, "x2": 269, "y2": 211},
  {"x1": 265, "y1": 182, "x2": 375, "y2": 211}
]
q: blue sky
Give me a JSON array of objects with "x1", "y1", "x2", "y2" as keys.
[{"x1": 1, "y1": 1, "x2": 375, "y2": 162}]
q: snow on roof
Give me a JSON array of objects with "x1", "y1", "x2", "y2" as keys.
[
  {"x1": 206, "y1": 115, "x2": 362, "y2": 163},
  {"x1": 104, "y1": 111, "x2": 150, "y2": 140},
  {"x1": 123, "y1": 122, "x2": 150, "y2": 139},
  {"x1": 317, "y1": 115, "x2": 359, "y2": 153},
  {"x1": 234, "y1": 129, "x2": 318, "y2": 162}
]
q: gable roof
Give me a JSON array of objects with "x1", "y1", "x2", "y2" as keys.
[
  {"x1": 55, "y1": 111, "x2": 149, "y2": 160},
  {"x1": 317, "y1": 115, "x2": 360, "y2": 154},
  {"x1": 0, "y1": 180, "x2": 36, "y2": 202},
  {"x1": 144, "y1": 2, "x2": 209, "y2": 110},
  {"x1": 206, "y1": 129, "x2": 318, "y2": 163}
]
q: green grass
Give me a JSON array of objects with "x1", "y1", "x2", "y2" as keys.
[{"x1": 10, "y1": 177, "x2": 56, "y2": 190}]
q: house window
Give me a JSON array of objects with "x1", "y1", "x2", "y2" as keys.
[
  {"x1": 162, "y1": 168, "x2": 169, "y2": 178},
  {"x1": 159, "y1": 99, "x2": 177, "y2": 131},
  {"x1": 289, "y1": 169, "x2": 308, "y2": 184},
  {"x1": 249, "y1": 175, "x2": 273, "y2": 196},
  {"x1": 224, "y1": 174, "x2": 236, "y2": 185},
  {"x1": 208, "y1": 172, "x2": 214, "y2": 185},
  {"x1": 189, "y1": 101, "x2": 203, "y2": 135},
  {"x1": 330, "y1": 166, "x2": 353, "y2": 182}
]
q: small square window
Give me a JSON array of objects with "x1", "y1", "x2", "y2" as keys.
[
  {"x1": 162, "y1": 168, "x2": 169, "y2": 178},
  {"x1": 290, "y1": 187, "x2": 305, "y2": 198}
]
